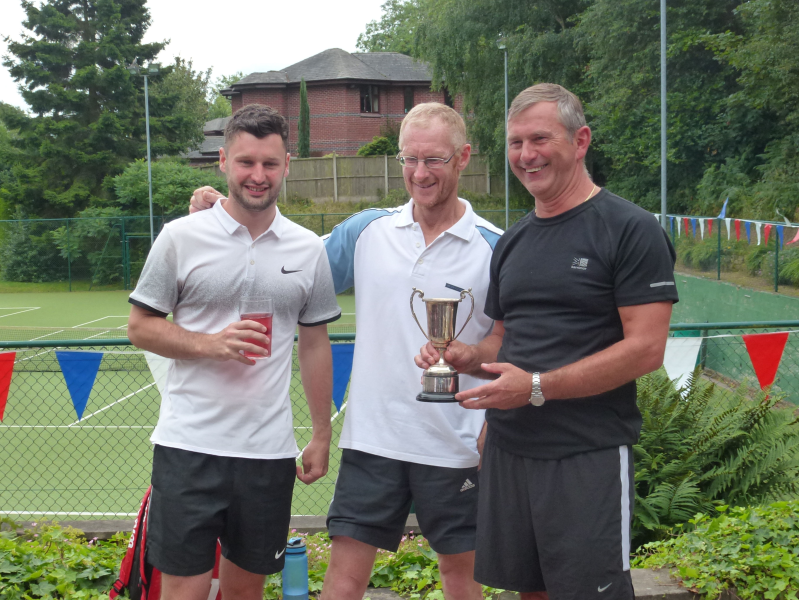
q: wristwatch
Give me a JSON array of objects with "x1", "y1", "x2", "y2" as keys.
[{"x1": 529, "y1": 372, "x2": 545, "y2": 406}]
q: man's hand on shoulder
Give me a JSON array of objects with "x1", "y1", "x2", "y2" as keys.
[
  {"x1": 455, "y1": 362, "x2": 533, "y2": 410},
  {"x1": 189, "y1": 186, "x2": 225, "y2": 214}
]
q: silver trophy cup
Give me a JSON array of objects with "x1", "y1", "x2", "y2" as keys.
[{"x1": 410, "y1": 287, "x2": 475, "y2": 402}]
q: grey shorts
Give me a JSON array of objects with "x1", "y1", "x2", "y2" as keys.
[
  {"x1": 474, "y1": 439, "x2": 635, "y2": 600},
  {"x1": 327, "y1": 449, "x2": 479, "y2": 554},
  {"x1": 147, "y1": 444, "x2": 296, "y2": 577}
]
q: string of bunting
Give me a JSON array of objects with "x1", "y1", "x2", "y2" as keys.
[
  {"x1": 0, "y1": 344, "x2": 356, "y2": 422},
  {"x1": 656, "y1": 198, "x2": 798, "y2": 246}
]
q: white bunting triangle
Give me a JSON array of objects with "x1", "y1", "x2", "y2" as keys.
[
  {"x1": 756, "y1": 222, "x2": 762, "y2": 245},
  {"x1": 725, "y1": 218, "x2": 731, "y2": 240},
  {"x1": 144, "y1": 351, "x2": 172, "y2": 398},
  {"x1": 699, "y1": 219, "x2": 705, "y2": 240},
  {"x1": 663, "y1": 337, "x2": 703, "y2": 393}
]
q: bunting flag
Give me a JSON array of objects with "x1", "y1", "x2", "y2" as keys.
[
  {"x1": 0, "y1": 352, "x2": 15, "y2": 422},
  {"x1": 742, "y1": 332, "x2": 789, "y2": 391},
  {"x1": 756, "y1": 222, "x2": 762, "y2": 245},
  {"x1": 56, "y1": 351, "x2": 103, "y2": 421},
  {"x1": 144, "y1": 352, "x2": 172, "y2": 398},
  {"x1": 669, "y1": 217, "x2": 675, "y2": 237},
  {"x1": 663, "y1": 337, "x2": 703, "y2": 392},
  {"x1": 789, "y1": 228, "x2": 799, "y2": 245},
  {"x1": 717, "y1": 198, "x2": 728, "y2": 219},
  {"x1": 707, "y1": 219, "x2": 713, "y2": 236},
  {"x1": 725, "y1": 218, "x2": 731, "y2": 240},
  {"x1": 684, "y1": 218, "x2": 690, "y2": 237},
  {"x1": 676, "y1": 217, "x2": 681, "y2": 237},
  {"x1": 699, "y1": 219, "x2": 705, "y2": 239},
  {"x1": 745, "y1": 221, "x2": 751, "y2": 243},
  {"x1": 735, "y1": 219, "x2": 741, "y2": 241},
  {"x1": 777, "y1": 225, "x2": 784, "y2": 248},
  {"x1": 691, "y1": 218, "x2": 697, "y2": 238},
  {"x1": 331, "y1": 343, "x2": 355, "y2": 411},
  {"x1": 764, "y1": 223, "x2": 772, "y2": 246}
]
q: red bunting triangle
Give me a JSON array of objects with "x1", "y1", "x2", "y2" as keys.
[
  {"x1": 764, "y1": 224, "x2": 772, "y2": 246},
  {"x1": 0, "y1": 352, "x2": 15, "y2": 421},
  {"x1": 742, "y1": 332, "x2": 789, "y2": 390},
  {"x1": 735, "y1": 219, "x2": 741, "y2": 241},
  {"x1": 708, "y1": 219, "x2": 713, "y2": 236}
]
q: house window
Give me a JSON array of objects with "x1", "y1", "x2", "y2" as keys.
[
  {"x1": 361, "y1": 85, "x2": 380, "y2": 113},
  {"x1": 443, "y1": 87, "x2": 454, "y2": 108},
  {"x1": 404, "y1": 87, "x2": 414, "y2": 113}
]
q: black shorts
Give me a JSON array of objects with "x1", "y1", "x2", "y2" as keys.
[
  {"x1": 474, "y1": 439, "x2": 635, "y2": 600},
  {"x1": 147, "y1": 445, "x2": 296, "y2": 577},
  {"x1": 327, "y1": 449, "x2": 479, "y2": 555}
]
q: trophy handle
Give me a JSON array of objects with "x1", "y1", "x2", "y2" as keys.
[
  {"x1": 410, "y1": 288, "x2": 429, "y2": 340},
  {"x1": 453, "y1": 288, "x2": 475, "y2": 341}
]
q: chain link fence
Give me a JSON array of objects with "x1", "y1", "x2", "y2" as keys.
[
  {"x1": 0, "y1": 323, "x2": 795, "y2": 520},
  {"x1": 0, "y1": 210, "x2": 528, "y2": 292}
]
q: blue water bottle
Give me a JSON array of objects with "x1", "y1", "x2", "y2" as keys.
[{"x1": 281, "y1": 536, "x2": 309, "y2": 600}]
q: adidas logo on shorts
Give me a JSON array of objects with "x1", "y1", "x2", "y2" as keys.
[{"x1": 460, "y1": 479, "x2": 475, "y2": 492}]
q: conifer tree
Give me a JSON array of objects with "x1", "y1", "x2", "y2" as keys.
[{"x1": 298, "y1": 78, "x2": 311, "y2": 158}]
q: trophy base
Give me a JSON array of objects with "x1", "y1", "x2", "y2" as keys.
[{"x1": 416, "y1": 392, "x2": 460, "y2": 403}]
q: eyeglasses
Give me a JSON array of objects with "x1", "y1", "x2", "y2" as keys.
[{"x1": 395, "y1": 151, "x2": 457, "y2": 169}]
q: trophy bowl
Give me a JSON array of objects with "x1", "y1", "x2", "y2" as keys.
[{"x1": 410, "y1": 287, "x2": 474, "y2": 402}]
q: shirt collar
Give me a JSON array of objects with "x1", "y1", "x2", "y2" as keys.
[
  {"x1": 396, "y1": 197, "x2": 476, "y2": 242},
  {"x1": 212, "y1": 198, "x2": 285, "y2": 240}
]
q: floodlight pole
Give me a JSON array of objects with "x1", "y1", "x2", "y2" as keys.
[
  {"x1": 660, "y1": 0, "x2": 668, "y2": 230},
  {"x1": 497, "y1": 38, "x2": 509, "y2": 230},
  {"x1": 144, "y1": 74, "x2": 154, "y2": 247}
]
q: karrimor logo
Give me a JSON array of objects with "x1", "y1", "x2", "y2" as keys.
[{"x1": 571, "y1": 258, "x2": 589, "y2": 270}]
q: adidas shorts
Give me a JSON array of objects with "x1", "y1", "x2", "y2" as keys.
[
  {"x1": 147, "y1": 444, "x2": 296, "y2": 577},
  {"x1": 327, "y1": 449, "x2": 479, "y2": 554},
  {"x1": 474, "y1": 439, "x2": 635, "y2": 600}
]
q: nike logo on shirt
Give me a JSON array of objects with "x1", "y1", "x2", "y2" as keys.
[{"x1": 281, "y1": 267, "x2": 302, "y2": 274}]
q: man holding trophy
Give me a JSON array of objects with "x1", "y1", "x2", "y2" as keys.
[
  {"x1": 190, "y1": 103, "x2": 502, "y2": 600},
  {"x1": 417, "y1": 84, "x2": 678, "y2": 600}
]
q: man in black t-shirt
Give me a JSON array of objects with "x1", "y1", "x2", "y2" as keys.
[{"x1": 416, "y1": 84, "x2": 678, "y2": 600}]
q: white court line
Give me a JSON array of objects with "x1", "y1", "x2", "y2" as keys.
[
  {"x1": 2, "y1": 425, "x2": 154, "y2": 429},
  {"x1": 30, "y1": 330, "x2": 65, "y2": 341},
  {"x1": 68, "y1": 383, "x2": 156, "y2": 427},
  {"x1": 296, "y1": 401, "x2": 347, "y2": 461},
  {"x1": 3, "y1": 511, "x2": 138, "y2": 517},
  {"x1": 73, "y1": 316, "x2": 129, "y2": 327},
  {"x1": 0, "y1": 307, "x2": 40, "y2": 319}
]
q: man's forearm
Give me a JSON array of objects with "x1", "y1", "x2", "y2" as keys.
[
  {"x1": 128, "y1": 310, "x2": 209, "y2": 359},
  {"x1": 297, "y1": 326, "x2": 334, "y2": 440},
  {"x1": 462, "y1": 326, "x2": 504, "y2": 378},
  {"x1": 541, "y1": 334, "x2": 666, "y2": 400}
]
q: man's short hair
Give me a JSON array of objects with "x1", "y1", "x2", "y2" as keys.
[
  {"x1": 508, "y1": 84, "x2": 586, "y2": 140},
  {"x1": 224, "y1": 104, "x2": 289, "y2": 148},
  {"x1": 399, "y1": 102, "x2": 467, "y2": 151}
]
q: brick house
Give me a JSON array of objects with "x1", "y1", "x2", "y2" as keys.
[{"x1": 191, "y1": 48, "x2": 461, "y2": 162}]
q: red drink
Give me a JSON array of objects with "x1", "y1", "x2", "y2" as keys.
[{"x1": 240, "y1": 312, "x2": 272, "y2": 359}]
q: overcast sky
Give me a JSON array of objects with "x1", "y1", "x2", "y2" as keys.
[{"x1": 0, "y1": 0, "x2": 386, "y2": 111}]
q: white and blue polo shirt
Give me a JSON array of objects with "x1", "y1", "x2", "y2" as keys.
[{"x1": 325, "y1": 198, "x2": 502, "y2": 468}]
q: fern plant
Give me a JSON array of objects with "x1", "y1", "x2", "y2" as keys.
[{"x1": 632, "y1": 368, "x2": 799, "y2": 547}]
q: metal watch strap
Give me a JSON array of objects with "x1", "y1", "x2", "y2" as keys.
[{"x1": 529, "y1": 372, "x2": 545, "y2": 406}]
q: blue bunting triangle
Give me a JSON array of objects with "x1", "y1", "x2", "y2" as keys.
[
  {"x1": 56, "y1": 351, "x2": 103, "y2": 421},
  {"x1": 331, "y1": 343, "x2": 355, "y2": 412}
]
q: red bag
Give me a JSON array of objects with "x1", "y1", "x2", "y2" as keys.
[{"x1": 110, "y1": 485, "x2": 222, "y2": 599}]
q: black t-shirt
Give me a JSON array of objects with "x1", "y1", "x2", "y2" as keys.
[{"x1": 484, "y1": 189, "x2": 679, "y2": 460}]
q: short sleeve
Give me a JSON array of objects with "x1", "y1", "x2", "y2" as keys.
[
  {"x1": 613, "y1": 213, "x2": 679, "y2": 307},
  {"x1": 298, "y1": 245, "x2": 342, "y2": 326},
  {"x1": 483, "y1": 236, "x2": 506, "y2": 321},
  {"x1": 128, "y1": 227, "x2": 180, "y2": 315}
]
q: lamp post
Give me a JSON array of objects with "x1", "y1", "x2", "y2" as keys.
[
  {"x1": 496, "y1": 38, "x2": 509, "y2": 230},
  {"x1": 660, "y1": 0, "x2": 668, "y2": 230},
  {"x1": 127, "y1": 60, "x2": 160, "y2": 246}
]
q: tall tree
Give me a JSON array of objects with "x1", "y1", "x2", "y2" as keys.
[
  {"x1": 357, "y1": 0, "x2": 421, "y2": 55},
  {"x1": 415, "y1": 0, "x2": 589, "y2": 183},
  {"x1": 208, "y1": 71, "x2": 244, "y2": 120},
  {"x1": 298, "y1": 78, "x2": 310, "y2": 158},
  {"x1": 0, "y1": 0, "x2": 197, "y2": 218}
]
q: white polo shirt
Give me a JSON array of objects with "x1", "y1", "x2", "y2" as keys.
[
  {"x1": 324, "y1": 198, "x2": 502, "y2": 468},
  {"x1": 129, "y1": 201, "x2": 341, "y2": 459}
]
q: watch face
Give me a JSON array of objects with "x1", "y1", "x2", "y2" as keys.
[{"x1": 530, "y1": 394, "x2": 545, "y2": 407}]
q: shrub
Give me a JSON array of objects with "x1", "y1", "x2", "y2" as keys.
[
  {"x1": 357, "y1": 136, "x2": 398, "y2": 157},
  {"x1": 634, "y1": 501, "x2": 799, "y2": 599},
  {"x1": 0, "y1": 212, "x2": 64, "y2": 282},
  {"x1": 633, "y1": 368, "x2": 799, "y2": 548}
]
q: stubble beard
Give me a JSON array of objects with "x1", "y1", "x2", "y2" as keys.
[{"x1": 227, "y1": 180, "x2": 281, "y2": 213}]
